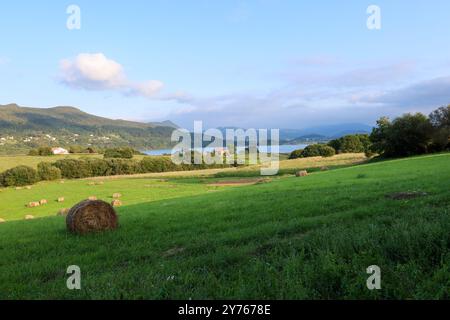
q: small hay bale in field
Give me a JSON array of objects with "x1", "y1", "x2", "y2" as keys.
[
  {"x1": 58, "y1": 197, "x2": 65, "y2": 202},
  {"x1": 15, "y1": 187, "x2": 23, "y2": 190},
  {"x1": 57, "y1": 208, "x2": 69, "y2": 216},
  {"x1": 0, "y1": 218, "x2": 5, "y2": 223},
  {"x1": 295, "y1": 170, "x2": 308, "y2": 177},
  {"x1": 88, "y1": 196, "x2": 97, "y2": 201},
  {"x1": 97, "y1": 181, "x2": 104, "y2": 185},
  {"x1": 40, "y1": 199, "x2": 48, "y2": 205},
  {"x1": 66, "y1": 200, "x2": 118, "y2": 234},
  {"x1": 87, "y1": 182, "x2": 96, "y2": 186},
  {"x1": 112, "y1": 193, "x2": 122, "y2": 199},
  {"x1": 111, "y1": 199, "x2": 122, "y2": 207},
  {"x1": 25, "y1": 186, "x2": 32, "y2": 190},
  {"x1": 25, "y1": 215, "x2": 35, "y2": 220},
  {"x1": 27, "y1": 201, "x2": 40, "y2": 208},
  {"x1": 60, "y1": 180, "x2": 65, "y2": 184}
]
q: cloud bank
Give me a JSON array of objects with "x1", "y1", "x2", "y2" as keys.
[{"x1": 60, "y1": 53, "x2": 163, "y2": 98}]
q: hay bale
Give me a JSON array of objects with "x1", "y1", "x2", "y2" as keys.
[
  {"x1": 27, "y1": 201, "x2": 40, "y2": 208},
  {"x1": 87, "y1": 182, "x2": 95, "y2": 186},
  {"x1": 295, "y1": 170, "x2": 308, "y2": 177},
  {"x1": 57, "y1": 208, "x2": 69, "y2": 216},
  {"x1": 97, "y1": 181, "x2": 104, "y2": 185},
  {"x1": 15, "y1": 187, "x2": 23, "y2": 190},
  {"x1": 25, "y1": 215, "x2": 35, "y2": 220},
  {"x1": 66, "y1": 200, "x2": 118, "y2": 234},
  {"x1": 88, "y1": 196, "x2": 97, "y2": 201},
  {"x1": 112, "y1": 193, "x2": 122, "y2": 199},
  {"x1": 60, "y1": 180, "x2": 65, "y2": 184},
  {"x1": 58, "y1": 197, "x2": 65, "y2": 202},
  {"x1": 40, "y1": 199, "x2": 48, "y2": 205},
  {"x1": 0, "y1": 218, "x2": 5, "y2": 223},
  {"x1": 111, "y1": 200, "x2": 122, "y2": 207},
  {"x1": 25, "y1": 186, "x2": 32, "y2": 190}
]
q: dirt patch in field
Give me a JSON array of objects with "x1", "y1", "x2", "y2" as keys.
[
  {"x1": 207, "y1": 178, "x2": 269, "y2": 187},
  {"x1": 385, "y1": 191, "x2": 428, "y2": 200}
]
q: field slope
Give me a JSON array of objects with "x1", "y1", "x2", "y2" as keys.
[{"x1": 0, "y1": 153, "x2": 449, "y2": 299}]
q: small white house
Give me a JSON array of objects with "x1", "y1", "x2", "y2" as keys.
[{"x1": 51, "y1": 147, "x2": 69, "y2": 155}]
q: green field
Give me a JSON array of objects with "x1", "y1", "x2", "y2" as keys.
[{"x1": 0, "y1": 153, "x2": 449, "y2": 299}]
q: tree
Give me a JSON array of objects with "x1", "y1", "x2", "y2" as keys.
[
  {"x1": 328, "y1": 134, "x2": 371, "y2": 154},
  {"x1": 370, "y1": 113, "x2": 433, "y2": 157},
  {"x1": 429, "y1": 105, "x2": 450, "y2": 151}
]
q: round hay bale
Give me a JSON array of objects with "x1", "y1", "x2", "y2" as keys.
[
  {"x1": 295, "y1": 170, "x2": 308, "y2": 177},
  {"x1": 58, "y1": 197, "x2": 65, "y2": 202},
  {"x1": 0, "y1": 218, "x2": 6, "y2": 223},
  {"x1": 40, "y1": 199, "x2": 48, "y2": 205},
  {"x1": 88, "y1": 196, "x2": 97, "y2": 201},
  {"x1": 27, "y1": 201, "x2": 40, "y2": 208},
  {"x1": 112, "y1": 193, "x2": 122, "y2": 199},
  {"x1": 25, "y1": 186, "x2": 32, "y2": 190},
  {"x1": 15, "y1": 187, "x2": 23, "y2": 190},
  {"x1": 66, "y1": 200, "x2": 118, "y2": 234},
  {"x1": 25, "y1": 215, "x2": 35, "y2": 220},
  {"x1": 111, "y1": 199, "x2": 122, "y2": 207},
  {"x1": 57, "y1": 208, "x2": 69, "y2": 216}
]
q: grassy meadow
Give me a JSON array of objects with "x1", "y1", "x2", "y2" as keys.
[
  {"x1": 0, "y1": 153, "x2": 449, "y2": 299},
  {"x1": 0, "y1": 153, "x2": 367, "y2": 221}
]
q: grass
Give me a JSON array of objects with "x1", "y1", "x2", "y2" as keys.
[
  {"x1": 0, "y1": 153, "x2": 367, "y2": 221},
  {"x1": 0, "y1": 153, "x2": 449, "y2": 299}
]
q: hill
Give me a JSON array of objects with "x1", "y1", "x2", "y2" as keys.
[
  {"x1": 0, "y1": 103, "x2": 178, "y2": 153},
  {"x1": 0, "y1": 153, "x2": 448, "y2": 299},
  {"x1": 280, "y1": 123, "x2": 373, "y2": 143}
]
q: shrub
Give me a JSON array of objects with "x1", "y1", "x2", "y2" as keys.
[
  {"x1": 319, "y1": 145, "x2": 336, "y2": 157},
  {"x1": 139, "y1": 156, "x2": 178, "y2": 173},
  {"x1": 37, "y1": 162, "x2": 62, "y2": 181},
  {"x1": 1, "y1": 166, "x2": 38, "y2": 187},
  {"x1": 53, "y1": 159, "x2": 91, "y2": 179},
  {"x1": 289, "y1": 149, "x2": 304, "y2": 159},
  {"x1": 37, "y1": 147, "x2": 54, "y2": 156},
  {"x1": 301, "y1": 144, "x2": 336, "y2": 158},
  {"x1": 28, "y1": 149, "x2": 39, "y2": 156},
  {"x1": 103, "y1": 147, "x2": 135, "y2": 159},
  {"x1": 84, "y1": 158, "x2": 111, "y2": 177},
  {"x1": 105, "y1": 159, "x2": 141, "y2": 175}
]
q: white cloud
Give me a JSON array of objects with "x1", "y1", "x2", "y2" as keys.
[{"x1": 59, "y1": 53, "x2": 163, "y2": 97}]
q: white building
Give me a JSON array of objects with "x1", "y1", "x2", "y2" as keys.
[{"x1": 51, "y1": 147, "x2": 69, "y2": 155}]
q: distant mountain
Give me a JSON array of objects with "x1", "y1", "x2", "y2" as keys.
[
  {"x1": 0, "y1": 103, "x2": 178, "y2": 153},
  {"x1": 280, "y1": 123, "x2": 373, "y2": 142}
]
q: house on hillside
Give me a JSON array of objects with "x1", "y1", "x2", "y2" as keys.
[{"x1": 51, "y1": 147, "x2": 69, "y2": 155}]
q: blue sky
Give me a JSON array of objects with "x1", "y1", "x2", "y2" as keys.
[{"x1": 1, "y1": 0, "x2": 450, "y2": 129}]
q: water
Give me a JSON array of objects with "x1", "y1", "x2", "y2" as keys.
[{"x1": 143, "y1": 144, "x2": 308, "y2": 156}]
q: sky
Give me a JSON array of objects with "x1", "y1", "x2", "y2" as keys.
[{"x1": 1, "y1": 0, "x2": 450, "y2": 129}]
